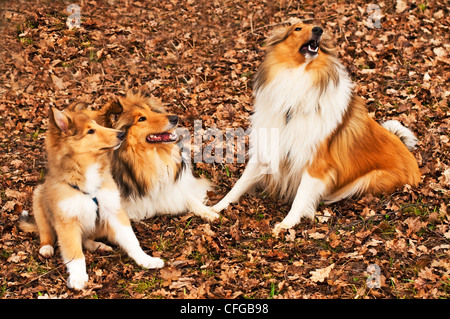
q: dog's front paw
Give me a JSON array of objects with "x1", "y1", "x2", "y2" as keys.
[
  {"x1": 67, "y1": 272, "x2": 89, "y2": 290},
  {"x1": 273, "y1": 217, "x2": 299, "y2": 237},
  {"x1": 197, "y1": 207, "x2": 220, "y2": 222},
  {"x1": 136, "y1": 255, "x2": 164, "y2": 269},
  {"x1": 211, "y1": 200, "x2": 229, "y2": 213}
]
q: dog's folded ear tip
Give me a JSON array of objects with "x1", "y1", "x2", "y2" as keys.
[{"x1": 100, "y1": 98, "x2": 123, "y2": 115}]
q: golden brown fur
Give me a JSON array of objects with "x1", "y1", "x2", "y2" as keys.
[
  {"x1": 20, "y1": 103, "x2": 164, "y2": 289},
  {"x1": 265, "y1": 23, "x2": 421, "y2": 200},
  {"x1": 309, "y1": 95, "x2": 421, "y2": 201},
  {"x1": 254, "y1": 23, "x2": 339, "y2": 93},
  {"x1": 213, "y1": 22, "x2": 421, "y2": 234},
  {"x1": 101, "y1": 92, "x2": 180, "y2": 197},
  {"x1": 100, "y1": 91, "x2": 218, "y2": 221}
]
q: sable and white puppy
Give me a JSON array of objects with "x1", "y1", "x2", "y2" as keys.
[
  {"x1": 20, "y1": 103, "x2": 164, "y2": 290},
  {"x1": 213, "y1": 23, "x2": 421, "y2": 234},
  {"x1": 100, "y1": 92, "x2": 219, "y2": 222}
]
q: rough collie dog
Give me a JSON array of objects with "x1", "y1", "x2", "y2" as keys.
[
  {"x1": 99, "y1": 92, "x2": 219, "y2": 222},
  {"x1": 212, "y1": 23, "x2": 421, "y2": 235},
  {"x1": 20, "y1": 103, "x2": 164, "y2": 290}
]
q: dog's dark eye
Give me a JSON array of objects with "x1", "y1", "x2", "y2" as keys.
[
  {"x1": 294, "y1": 27, "x2": 302, "y2": 31},
  {"x1": 87, "y1": 129, "x2": 95, "y2": 134},
  {"x1": 138, "y1": 116, "x2": 146, "y2": 122}
]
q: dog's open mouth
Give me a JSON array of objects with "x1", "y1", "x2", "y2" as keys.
[
  {"x1": 146, "y1": 132, "x2": 178, "y2": 143},
  {"x1": 299, "y1": 39, "x2": 320, "y2": 56}
]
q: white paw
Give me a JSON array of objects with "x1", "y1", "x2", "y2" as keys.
[
  {"x1": 136, "y1": 255, "x2": 164, "y2": 269},
  {"x1": 273, "y1": 218, "x2": 299, "y2": 237},
  {"x1": 196, "y1": 207, "x2": 220, "y2": 222},
  {"x1": 67, "y1": 272, "x2": 89, "y2": 290},
  {"x1": 211, "y1": 200, "x2": 229, "y2": 213},
  {"x1": 39, "y1": 245, "x2": 54, "y2": 258}
]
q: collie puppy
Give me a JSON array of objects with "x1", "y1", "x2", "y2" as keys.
[
  {"x1": 212, "y1": 23, "x2": 421, "y2": 234},
  {"x1": 99, "y1": 92, "x2": 219, "y2": 222},
  {"x1": 20, "y1": 103, "x2": 164, "y2": 290}
]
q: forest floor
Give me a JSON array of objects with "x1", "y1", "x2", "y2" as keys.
[{"x1": 0, "y1": 0, "x2": 449, "y2": 299}]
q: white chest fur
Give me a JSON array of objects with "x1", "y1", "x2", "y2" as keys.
[
  {"x1": 249, "y1": 63, "x2": 353, "y2": 196},
  {"x1": 57, "y1": 163, "x2": 104, "y2": 232},
  {"x1": 83, "y1": 163, "x2": 102, "y2": 195},
  {"x1": 58, "y1": 194, "x2": 98, "y2": 232}
]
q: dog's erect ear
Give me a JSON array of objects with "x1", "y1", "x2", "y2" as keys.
[
  {"x1": 66, "y1": 101, "x2": 89, "y2": 112},
  {"x1": 102, "y1": 99, "x2": 123, "y2": 115},
  {"x1": 99, "y1": 99, "x2": 123, "y2": 128},
  {"x1": 50, "y1": 107, "x2": 71, "y2": 133}
]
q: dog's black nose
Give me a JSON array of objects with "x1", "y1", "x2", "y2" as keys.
[
  {"x1": 168, "y1": 115, "x2": 178, "y2": 125},
  {"x1": 117, "y1": 131, "x2": 125, "y2": 140},
  {"x1": 312, "y1": 27, "x2": 323, "y2": 35}
]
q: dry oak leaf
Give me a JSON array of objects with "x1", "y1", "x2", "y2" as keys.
[
  {"x1": 50, "y1": 74, "x2": 66, "y2": 90},
  {"x1": 310, "y1": 263, "x2": 335, "y2": 283},
  {"x1": 160, "y1": 266, "x2": 182, "y2": 284},
  {"x1": 7, "y1": 251, "x2": 27, "y2": 263}
]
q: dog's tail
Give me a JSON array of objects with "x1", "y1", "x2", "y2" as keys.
[
  {"x1": 381, "y1": 120, "x2": 418, "y2": 151},
  {"x1": 18, "y1": 210, "x2": 38, "y2": 233}
]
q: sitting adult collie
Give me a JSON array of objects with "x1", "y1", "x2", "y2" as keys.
[
  {"x1": 212, "y1": 23, "x2": 420, "y2": 234},
  {"x1": 99, "y1": 92, "x2": 219, "y2": 222},
  {"x1": 20, "y1": 104, "x2": 164, "y2": 290}
]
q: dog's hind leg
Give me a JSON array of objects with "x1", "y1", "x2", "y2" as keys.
[
  {"x1": 33, "y1": 186, "x2": 56, "y2": 258},
  {"x1": 273, "y1": 171, "x2": 327, "y2": 236},
  {"x1": 324, "y1": 169, "x2": 412, "y2": 203},
  {"x1": 212, "y1": 163, "x2": 261, "y2": 213},
  {"x1": 55, "y1": 221, "x2": 88, "y2": 290},
  {"x1": 83, "y1": 238, "x2": 113, "y2": 253}
]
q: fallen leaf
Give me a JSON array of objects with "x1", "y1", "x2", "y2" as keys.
[
  {"x1": 308, "y1": 232, "x2": 326, "y2": 239},
  {"x1": 310, "y1": 263, "x2": 335, "y2": 283},
  {"x1": 160, "y1": 267, "x2": 182, "y2": 283},
  {"x1": 50, "y1": 74, "x2": 66, "y2": 90},
  {"x1": 7, "y1": 251, "x2": 27, "y2": 263}
]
